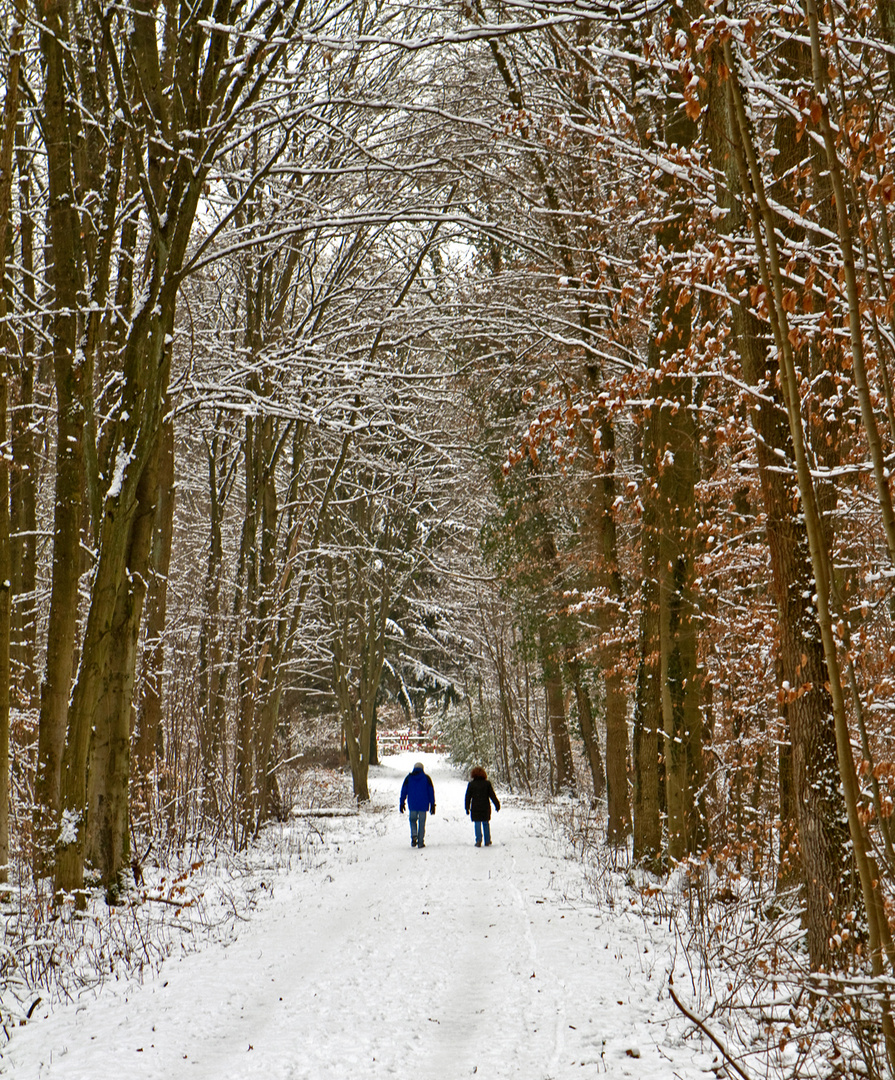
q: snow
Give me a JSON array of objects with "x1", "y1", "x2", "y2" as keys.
[
  {"x1": 57, "y1": 809, "x2": 80, "y2": 847},
  {"x1": 106, "y1": 444, "x2": 134, "y2": 500},
  {"x1": 3, "y1": 755, "x2": 715, "y2": 1079}
]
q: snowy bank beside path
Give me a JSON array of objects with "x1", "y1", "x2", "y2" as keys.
[{"x1": 3, "y1": 754, "x2": 715, "y2": 1079}]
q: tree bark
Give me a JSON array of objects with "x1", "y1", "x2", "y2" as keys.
[
  {"x1": 633, "y1": 536, "x2": 662, "y2": 867},
  {"x1": 700, "y1": 24, "x2": 855, "y2": 969},
  {"x1": 135, "y1": 412, "x2": 175, "y2": 806},
  {"x1": 196, "y1": 431, "x2": 230, "y2": 820},
  {"x1": 722, "y1": 28, "x2": 894, "y2": 996},
  {"x1": 0, "y1": 0, "x2": 22, "y2": 881},
  {"x1": 73, "y1": 383, "x2": 166, "y2": 901},
  {"x1": 630, "y1": 2, "x2": 705, "y2": 862},
  {"x1": 568, "y1": 655, "x2": 605, "y2": 800},
  {"x1": 581, "y1": 407, "x2": 630, "y2": 840},
  {"x1": 35, "y1": 0, "x2": 87, "y2": 878},
  {"x1": 9, "y1": 125, "x2": 37, "y2": 710},
  {"x1": 539, "y1": 626, "x2": 575, "y2": 796}
]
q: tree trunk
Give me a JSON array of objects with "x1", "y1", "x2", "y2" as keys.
[
  {"x1": 658, "y1": 501, "x2": 704, "y2": 861},
  {"x1": 196, "y1": 433, "x2": 228, "y2": 820},
  {"x1": 55, "y1": 262, "x2": 176, "y2": 901},
  {"x1": 568, "y1": 656, "x2": 605, "y2": 800},
  {"x1": 540, "y1": 627, "x2": 574, "y2": 796},
  {"x1": 6, "y1": 42, "x2": 37, "y2": 714},
  {"x1": 83, "y1": 416, "x2": 163, "y2": 901},
  {"x1": 35, "y1": 0, "x2": 87, "y2": 878},
  {"x1": 592, "y1": 415, "x2": 630, "y2": 842},
  {"x1": 633, "y1": 521, "x2": 662, "y2": 868},
  {"x1": 135, "y1": 413, "x2": 175, "y2": 807},
  {"x1": 369, "y1": 709, "x2": 380, "y2": 768},
  {"x1": 0, "y1": 0, "x2": 25, "y2": 884},
  {"x1": 701, "y1": 28, "x2": 855, "y2": 968},
  {"x1": 604, "y1": 662, "x2": 630, "y2": 846},
  {"x1": 721, "y1": 32, "x2": 894, "y2": 1000},
  {"x1": 634, "y1": 1, "x2": 704, "y2": 862},
  {"x1": 9, "y1": 171, "x2": 37, "y2": 710}
]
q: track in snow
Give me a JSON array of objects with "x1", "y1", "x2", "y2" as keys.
[{"x1": 3, "y1": 753, "x2": 714, "y2": 1079}]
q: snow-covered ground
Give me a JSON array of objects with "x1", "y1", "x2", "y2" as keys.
[{"x1": 3, "y1": 754, "x2": 718, "y2": 1078}]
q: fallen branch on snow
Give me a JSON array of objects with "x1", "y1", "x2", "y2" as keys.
[{"x1": 668, "y1": 976, "x2": 753, "y2": 1080}]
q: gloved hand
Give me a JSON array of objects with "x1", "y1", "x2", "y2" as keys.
[
  {"x1": 400, "y1": 806, "x2": 405, "y2": 814},
  {"x1": 431, "y1": 806, "x2": 436, "y2": 816}
]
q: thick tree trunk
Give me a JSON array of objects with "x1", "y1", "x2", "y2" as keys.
[
  {"x1": 235, "y1": 592, "x2": 257, "y2": 843},
  {"x1": 256, "y1": 688, "x2": 285, "y2": 823},
  {"x1": 35, "y1": 0, "x2": 87, "y2": 878},
  {"x1": 342, "y1": 709, "x2": 370, "y2": 802},
  {"x1": 55, "y1": 268, "x2": 175, "y2": 901},
  {"x1": 333, "y1": 582, "x2": 389, "y2": 805},
  {"x1": 67, "y1": 410, "x2": 162, "y2": 900},
  {"x1": 633, "y1": 1, "x2": 704, "y2": 863},
  {"x1": 369, "y1": 709, "x2": 380, "y2": 768},
  {"x1": 84, "y1": 419, "x2": 163, "y2": 900},
  {"x1": 649, "y1": 319, "x2": 703, "y2": 862}
]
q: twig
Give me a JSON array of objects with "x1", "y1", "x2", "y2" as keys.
[{"x1": 668, "y1": 977, "x2": 753, "y2": 1080}]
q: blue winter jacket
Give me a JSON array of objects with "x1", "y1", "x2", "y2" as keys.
[{"x1": 400, "y1": 766, "x2": 435, "y2": 813}]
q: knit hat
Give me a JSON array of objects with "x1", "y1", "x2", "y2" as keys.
[{"x1": 414, "y1": 761, "x2": 424, "y2": 770}]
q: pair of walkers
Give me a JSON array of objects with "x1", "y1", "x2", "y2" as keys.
[{"x1": 399, "y1": 762, "x2": 500, "y2": 848}]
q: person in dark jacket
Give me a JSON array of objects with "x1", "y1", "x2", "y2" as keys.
[
  {"x1": 399, "y1": 762, "x2": 436, "y2": 848},
  {"x1": 464, "y1": 766, "x2": 500, "y2": 847}
]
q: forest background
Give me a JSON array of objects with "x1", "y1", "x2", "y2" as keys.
[{"x1": 4, "y1": 0, "x2": 895, "y2": 1072}]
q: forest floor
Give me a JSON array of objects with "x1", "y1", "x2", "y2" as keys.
[{"x1": 2, "y1": 753, "x2": 723, "y2": 1079}]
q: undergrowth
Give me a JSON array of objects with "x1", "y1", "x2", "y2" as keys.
[
  {"x1": 549, "y1": 799, "x2": 893, "y2": 1080},
  {"x1": 0, "y1": 765, "x2": 355, "y2": 1046}
]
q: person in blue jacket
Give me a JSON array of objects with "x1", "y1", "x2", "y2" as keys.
[{"x1": 399, "y1": 762, "x2": 436, "y2": 848}]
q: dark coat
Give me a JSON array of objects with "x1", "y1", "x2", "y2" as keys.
[
  {"x1": 465, "y1": 777, "x2": 500, "y2": 821},
  {"x1": 400, "y1": 767, "x2": 435, "y2": 813}
]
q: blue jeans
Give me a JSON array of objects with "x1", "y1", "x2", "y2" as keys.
[
  {"x1": 474, "y1": 820, "x2": 491, "y2": 845},
  {"x1": 409, "y1": 810, "x2": 427, "y2": 846}
]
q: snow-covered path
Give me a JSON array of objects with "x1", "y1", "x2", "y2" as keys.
[{"x1": 4, "y1": 754, "x2": 714, "y2": 1079}]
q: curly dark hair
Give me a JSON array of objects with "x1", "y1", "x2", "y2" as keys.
[{"x1": 470, "y1": 766, "x2": 487, "y2": 780}]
